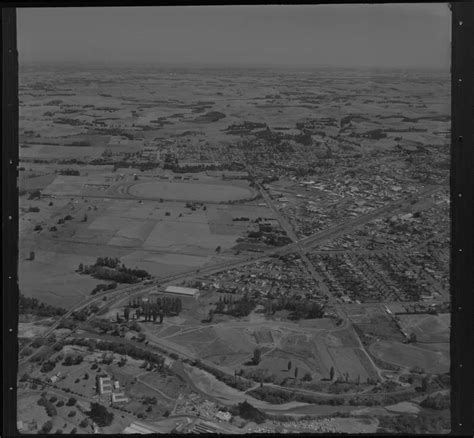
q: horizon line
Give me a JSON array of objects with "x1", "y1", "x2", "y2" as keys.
[{"x1": 19, "y1": 60, "x2": 449, "y2": 72}]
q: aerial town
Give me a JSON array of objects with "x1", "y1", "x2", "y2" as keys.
[{"x1": 17, "y1": 62, "x2": 450, "y2": 435}]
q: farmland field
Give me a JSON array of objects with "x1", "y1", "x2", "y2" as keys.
[
  {"x1": 128, "y1": 181, "x2": 254, "y2": 202},
  {"x1": 18, "y1": 173, "x2": 262, "y2": 305}
]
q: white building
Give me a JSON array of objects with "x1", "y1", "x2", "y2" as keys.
[
  {"x1": 111, "y1": 392, "x2": 129, "y2": 403},
  {"x1": 99, "y1": 376, "x2": 113, "y2": 394},
  {"x1": 163, "y1": 285, "x2": 199, "y2": 297}
]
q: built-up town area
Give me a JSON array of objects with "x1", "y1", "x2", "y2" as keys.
[{"x1": 17, "y1": 65, "x2": 450, "y2": 434}]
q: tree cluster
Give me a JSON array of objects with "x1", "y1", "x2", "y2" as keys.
[
  {"x1": 91, "y1": 282, "x2": 117, "y2": 295},
  {"x1": 214, "y1": 294, "x2": 256, "y2": 317},
  {"x1": 37, "y1": 396, "x2": 57, "y2": 417},
  {"x1": 19, "y1": 294, "x2": 67, "y2": 317},
  {"x1": 66, "y1": 338, "x2": 165, "y2": 368},
  {"x1": 229, "y1": 401, "x2": 266, "y2": 424},
  {"x1": 130, "y1": 296, "x2": 183, "y2": 320},
  {"x1": 79, "y1": 257, "x2": 151, "y2": 284},
  {"x1": 86, "y1": 403, "x2": 114, "y2": 427},
  {"x1": 420, "y1": 392, "x2": 450, "y2": 410},
  {"x1": 62, "y1": 354, "x2": 84, "y2": 366},
  {"x1": 268, "y1": 297, "x2": 325, "y2": 320}
]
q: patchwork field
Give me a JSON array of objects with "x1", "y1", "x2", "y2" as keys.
[{"x1": 18, "y1": 172, "x2": 266, "y2": 305}]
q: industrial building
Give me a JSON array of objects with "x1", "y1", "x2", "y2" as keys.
[{"x1": 163, "y1": 285, "x2": 200, "y2": 297}]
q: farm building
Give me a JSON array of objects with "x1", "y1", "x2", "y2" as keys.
[{"x1": 163, "y1": 285, "x2": 200, "y2": 297}]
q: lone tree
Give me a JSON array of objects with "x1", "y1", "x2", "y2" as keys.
[
  {"x1": 287, "y1": 360, "x2": 292, "y2": 371},
  {"x1": 421, "y1": 376, "x2": 430, "y2": 393},
  {"x1": 252, "y1": 348, "x2": 262, "y2": 365},
  {"x1": 330, "y1": 366, "x2": 335, "y2": 381},
  {"x1": 208, "y1": 309, "x2": 214, "y2": 323},
  {"x1": 66, "y1": 397, "x2": 77, "y2": 406},
  {"x1": 294, "y1": 367, "x2": 299, "y2": 379},
  {"x1": 29, "y1": 251, "x2": 35, "y2": 261}
]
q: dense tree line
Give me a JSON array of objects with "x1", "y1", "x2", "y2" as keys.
[
  {"x1": 65, "y1": 338, "x2": 165, "y2": 368},
  {"x1": 58, "y1": 169, "x2": 80, "y2": 176},
  {"x1": 91, "y1": 282, "x2": 117, "y2": 295},
  {"x1": 129, "y1": 296, "x2": 183, "y2": 321},
  {"x1": 19, "y1": 294, "x2": 67, "y2": 317},
  {"x1": 163, "y1": 161, "x2": 245, "y2": 173},
  {"x1": 69, "y1": 141, "x2": 91, "y2": 146}
]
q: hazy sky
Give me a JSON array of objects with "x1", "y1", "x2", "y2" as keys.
[{"x1": 18, "y1": 4, "x2": 450, "y2": 69}]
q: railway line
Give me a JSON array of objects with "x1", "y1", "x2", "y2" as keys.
[{"x1": 20, "y1": 182, "x2": 446, "y2": 354}]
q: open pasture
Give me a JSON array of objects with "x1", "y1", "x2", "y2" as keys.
[
  {"x1": 165, "y1": 325, "x2": 257, "y2": 361},
  {"x1": 258, "y1": 352, "x2": 314, "y2": 381},
  {"x1": 139, "y1": 372, "x2": 190, "y2": 400},
  {"x1": 19, "y1": 173, "x2": 57, "y2": 192},
  {"x1": 18, "y1": 248, "x2": 101, "y2": 307},
  {"x1": 143, "y1": 220, "x2": 237, "y2": 253},
  {"x1": 397, "y1": 313, "x2": 450, "y2": 343},
  {"x1": 42, "y1": 175, "x2": 87, "y2": 196},
  {"x1": 327, "y1": 347, "x2": 372, "y2": 381},
  {"x1": 369, "y1": 340, "x2": 449, "y2": 373},
  {"x1": 127, "y1": 180, "x2": 254, "y2": 202},
  {"x1": 17, "y1": 393, "x2": 56, "y2": 433}
]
